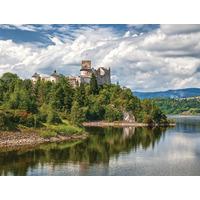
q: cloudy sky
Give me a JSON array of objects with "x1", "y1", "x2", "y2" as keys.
[{"x1": 0, "y1": 24, "x2": 200, "y2": 92}]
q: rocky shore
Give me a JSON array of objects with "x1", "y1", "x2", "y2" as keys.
[
  {"x1": 0, "y1": 131, "x2": 88, "y2": 150},
  {"x1": 83, "y1": 121, "x2": 176, "y2": 127},
  {"x1": 0, "y1": 121, "x2": 175, "y2": 150}
]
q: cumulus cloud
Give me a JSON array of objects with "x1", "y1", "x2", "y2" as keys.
[
  {"x1": 0, "y1": 24, "x2": 200, "y2": 92},
  {"x1": 161, "y1": 24, "x2": 200, "y2": 35}
]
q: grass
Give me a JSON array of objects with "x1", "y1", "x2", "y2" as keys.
[
  {"x1": 38, "y1": 130, "x2": 57, "y2": 138},
  {"x1": 1, "y1": 114, "x2": 85, "y2": 139},
  {"x1": 38, "y1": 120, "x2": 84, "y2": 138},
  {"x1": 47, "y1": 123, "x2": 83, "y2": 135}
]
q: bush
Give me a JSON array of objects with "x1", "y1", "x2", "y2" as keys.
[
  {"x1": 151, "y1": 107, "x2": 167, "y2": 124},
  {"x1": 143, "y1": 114, "x2": 154, "y2": 126},
  {"x1": 104, "y1": 105, "x2": 123, "y2": 122},
  {"x1": 14, "y1": 111, "x2": 42, "y2": 128},
  {"x1": 0, "y1": 111, "x2": 16, "y2": 130},
  {"x1": 70, "y1": 101, "x2": 86, "y2": 125},
  {"x1": 50, "y1": 124, "x2": 83, "y2": 135},
  {"x1": 38, "y1": 104, "x2": 50, "y2": 122},
  {"x1": 47, "y1": 110, "x2": 62, "y2": 124},
  {"x1": 38, "y1": 104, "x2": 62, "y2": 124}
]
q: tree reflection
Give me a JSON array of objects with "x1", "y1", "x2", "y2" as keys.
[{"x1": 0, "y1": 127, "x2": 166, "y2": 175}]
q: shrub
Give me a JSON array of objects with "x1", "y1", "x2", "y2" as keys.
[
  {"x1": 104, "y1": 105, "x2": 123, "y2": 122},
  {"x1": 47, "y1": 110, "x2": 62, "y2": 124},
  {"x1": 151, "y1": 107, "x2": 167, "y2": 124},
  {"x1": 143, "y1": 114, "x2": 154, "y2": 126},
  {"x1": 70, "y1": 101, "x2": 86, "y2": 125},
  {"x1": 51, "y1": 124, "x2": 83, "y2": 135},
  {"x1": 38, "y1": 104, "x2": 51, "y2": 122},
  {"x1": 14, "y1": 111, "x2": 42, "y2": 128},
  {"x1": 38, "y1": 104, "x2": 62, "y2": 124},
  {"x1": 0, "y1": 111, "x2": 16, "y2": 130}
]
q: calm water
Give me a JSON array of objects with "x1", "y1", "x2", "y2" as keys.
[{"x1": 1, "y1": 115, "x2": 200, "y2": 176}]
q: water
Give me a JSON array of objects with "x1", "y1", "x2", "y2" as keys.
[{"x1": 1, "y1": 115, "x2": 200, "y2": 176}]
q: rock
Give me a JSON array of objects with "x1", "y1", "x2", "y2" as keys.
[{"x1": 123, "y1": 111, "x2": 135, "y2": 123}]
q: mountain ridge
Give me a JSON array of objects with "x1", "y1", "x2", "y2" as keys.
[{"x1": 134, "y1": 88, "x2": 200, "y2": 99}]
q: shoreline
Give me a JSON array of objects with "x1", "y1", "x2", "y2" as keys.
[
  {"x1": 83, "y1": 121, "x2": 176, "y2": 127},
  {"x1": 0, "y1": 130, "x2": 88, "y2": 150},
  {"x1": 0, "y1": 121, "x2": 175, "y2": 150}
]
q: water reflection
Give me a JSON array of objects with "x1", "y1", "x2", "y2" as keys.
[
  {"x1": 168, "y1": 115, "x2": 200, "y2": 134},
  {"x1": 0, "y1": 127, "x2": 166, "y2": 175}
]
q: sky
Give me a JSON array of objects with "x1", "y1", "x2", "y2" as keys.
[{"x1": 0, "y1": 24, "x2": 200, "y2": 92}]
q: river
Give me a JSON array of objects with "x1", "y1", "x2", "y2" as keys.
[{"x1": 1, "y1": 115, "x2": 200, "y2": 175}]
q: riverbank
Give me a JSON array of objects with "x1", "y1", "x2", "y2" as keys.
[
  {"x1": 0, "y1": 130, "x2": 88, "y2": 150},
  {"x1": 83, "y1": 121, "x2": 176, "y2": 127},
  {"x1": 0, "y1": 121, "x2": 175, "y2": 150}
]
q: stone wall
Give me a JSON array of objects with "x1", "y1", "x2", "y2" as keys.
[{"x1": 95, "y1": 67, "x2": 111, "y2": 85}]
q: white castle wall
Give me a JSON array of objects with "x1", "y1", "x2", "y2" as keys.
[{"x1": 31, "y1": 61, "x2": 111, "y2": 86}]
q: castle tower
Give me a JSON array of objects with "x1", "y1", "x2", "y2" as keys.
[
  {"x1": 31, "y1": 72, "x2": 40, "y2": 84},
  {"x1": 94, "y1": 67, "x2": 111, "y2": 85},
  {"x1": 80, "y1": 60, "x2": 93, "y2": 83},
  {"x1": 50, "y1": 70, "x2": 60, "y2": 82}
]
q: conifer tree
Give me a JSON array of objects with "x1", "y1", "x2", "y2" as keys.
[
  {"x1": 90, "y1": 73, "x2": 99, "y2": 95},
  {"x1": 70, "y1": 101, "x2": 85, "y2": 125},
  {"x1": 75, "y1": 83, "x2": 86, "y2": 107}
]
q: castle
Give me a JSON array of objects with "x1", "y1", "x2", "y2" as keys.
[{"x1": 31, "y1": 60, "x2": 111, "y2": 87}]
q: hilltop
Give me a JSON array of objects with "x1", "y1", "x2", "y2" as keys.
[{"x1": 0, "y1": 72, "x2": 170, "y2": 131}]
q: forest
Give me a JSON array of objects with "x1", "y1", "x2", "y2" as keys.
[
  {"x1": 154, "y1": 98, "x2": 200, "y2": 115},
  {"x1": 0, "y1": 72, "x2": 169, "y2": 132}
]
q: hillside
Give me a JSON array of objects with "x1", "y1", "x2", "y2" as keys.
[
  {"x1": 0, "y1": 72, "x2": 170, "y2": 131},
  {"x1": 154, "y1": 97, "x2": 200, "y2": 115},
  {"x1": 134, "y1": 88, "x2": 200, "y2": 99}
]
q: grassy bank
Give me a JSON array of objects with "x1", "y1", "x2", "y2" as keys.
[
  {"x1": 37, "y1": 120, "x2": 84, "y2": 138},
  {"x1": 0, "y1": 109, "x2": 85, "y2": 138},
  {"x1": 0, "y1": 121, "x2": 87, "y2": 150},
  {"x1": 0, "y1": 114, "x2": 88, "y2": 149}
]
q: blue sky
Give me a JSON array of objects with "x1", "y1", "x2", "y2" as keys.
[{"x1": 0, "y1": 24, "x2": 200, "y2": 91}]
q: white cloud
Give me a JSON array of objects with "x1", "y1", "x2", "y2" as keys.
[
  {"x1": 161, "y1": 24, "x2": 200, "y2": 35},
  {"x1": 1, "y1": 25, "x2": 200, "y2": 91}
]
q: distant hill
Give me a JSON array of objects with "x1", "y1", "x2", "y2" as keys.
[{"x1": 134, "y1": 88, "x2": 200, "y2": 99}]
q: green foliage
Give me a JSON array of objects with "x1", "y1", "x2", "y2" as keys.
[
  {"x1": 38, "y1": 103, "x2": 50, "y2": 122},
  {"x1": 143, "y1": 114, "x2": 154, "y2": 126},
  {"x1": 0, "y1": 110, "x2": 42, "y2": 130},
  {"x1": 13, "y1": 111, "x2": 42, "y2": 128},
  {"x1": 151, "y1": 106, "x2": 167, "y2": 124},
  {"x1": 38, "y1": 103, "x2": 62, "y2": 125},
  {"x1": 0, "y1": 111, "x2": 16, "y2": 130},
  {"x1": 47, "y1": 109, "x2": 62, "y2": 124},
  {"x1": 154, "y1": 98, "x2": 200, "y2": 115},
  {"x1": 74, "y1": 83, "x2": 86, "y2": 107},
  {"x1": 38, "y1": 122, "x2": 83, "y2": 138},
  {"x1": 49, "y1": 123, "x2": 83, "y2": 135},
  {"x1": 104, "y1": 104, "x2": 123, "y2": 122},
  {"x1": 0, "y1": 72, "x2": 168, "y2": 130},
  {"x1": 39, "y1": 130, "x2": 57, "y2": 138},
  {"x1": 50, "y1": 77, "x2": 74, "y2": 112},
  {"x1": 70, "y1": 101, "x2": 86, "y2": 125},
  {"x1": 90, "y1": 73, "x2": 99, "y2": 95}
]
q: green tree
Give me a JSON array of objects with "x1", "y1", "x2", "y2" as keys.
[
  {"x1": 70, "y1": 101, "x2": 86, "y2": 125},
  {"x1": 50, "y1": 77, "x2": 74, "y2": 112},
  {"x1": 47, "y1": 109, "x2": 62, "y2": 124},
  {"x1": 75, "y1": 83, "x2": 86, "y2": 107},
  {"x1": 90, "y1": 73, "x2": 99, "y2": 95},
  {"x1": 104, "y1": 104, "x2": 123, "y2": 122},
  {"x1": 151, "y1": 106, "x2": 167, "y2": 124}
]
